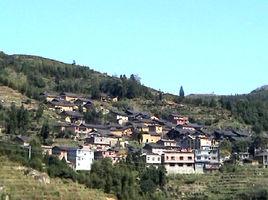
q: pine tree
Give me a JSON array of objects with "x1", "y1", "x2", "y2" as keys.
[
  {"x1": 40, "y1": 122, "x2": 50, "y2": 143},
  {"x1": 179, "y1": 86, "x2": 185, "y2": 98}
]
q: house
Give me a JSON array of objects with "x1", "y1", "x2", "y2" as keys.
[
  {"x1": 57, "y1": 122, "x2": 77, "y2": 134},
  {"x1": 110, "y1": 110, "x2": 129, "y2": 125},
  {"x1": 41, "y1": 145, "x2": 52, "y2": 155},
  {"x1": 73, "y1": 98, "x2": 93, "y2": 112},
  {"x1": 168, "y1": 114, "x2": 189, "y2": 125},
  {"x1": 195, "y1": 148, "x2": 220, "y2": 173},
  {"x1": 52, "y1": 146, "x2": 94, "y2": 171},
  {"x1": 111, "y1": 96, "x2": 118, "y2": 102},
  {"x1": 60, "y1": 111, "x2": 84, "y2": 123},
  {"x1": 52, "y1": 146, "x2": 70, "y2": 161},
  {"x1": 157, "y1": 139, "x2": 177, "y2": 147},
  {"x1": 148, "y1": 124, "x2": 163, "y2": 134},
  {"x1": 84, "y1": 135, "x2": 111, "y2": 150},
  {"x1": 143, "y1": 142, "x2": 181, "y2": 155},
  {"x1": 255, "y1": 150, "x2": 268, "y2": 168},
  {"x1": 237, "y1": 152, "x2": 250, "y2": 161},
  {"x1": 13, "y1": 135, "x2": 31, "y2": 147},
  {"x1": 177, "y1": 123, "x2": 203, "y2": 131},
  {"x1": 67, "y1": 146, "x2": 94, "y2": 171},
  {"x1": 60, "y1": 92, "x2": 79, "y2": 102},
  {"x1": 94, "y1": 149, "x2": 123, "y2": 164},
  {"x1": 49, "y1": 100, "x2": 75, "y2": 112},
  {"x1": 144, "y1": 153, "x2": 162, "y2": 167},
  {"x1": 213, "y1": 130, "x2": 249, "y2": 142},
  {"x1": 136, "y1": 124, "x2": 150, "y2": 133},
  {"x1": 100, "y1": 93, "x2": 109, "y2": 102},
  {"x1": 142, "y1": 132, "x2": 161, "y2": 144},
  {"x1": 40, "y1": 92, "x2": 57, "y2": 102},
  {"x1": 74, "y1": 98, "x2": 93, "y2": 107},
  {"x1": 162, "y1": 150, "x2": 195, "y2": 174},
  {"x1": 110, "y1": 126, "x2": 133, "y2": 137}
]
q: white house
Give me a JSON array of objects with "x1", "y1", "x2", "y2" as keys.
[
  {"x1": 67, "y1": 146, "x2": 94, "y2": 171},
  {"x1": 52, "y1": 146, "x2": 94, "y2": 171},
  {"x1": 144, "y1": 153, "x2": 162, "y2": 166}
]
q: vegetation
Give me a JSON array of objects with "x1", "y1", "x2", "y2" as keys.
[
  {"x1": 167, "y1": 166, "x2": 268, "y2": 200},
  {"x1": 0, "y1": 156, "x2": 108, "y2": 200},
  {"x1": 220, "y1": 91, "x2": 268, "y2": 133},
  {"x1": 0, "y1": 52, "x2": 153, "y2": 100}
]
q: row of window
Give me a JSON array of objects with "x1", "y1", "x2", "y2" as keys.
[
  {"x1": 196, "y1": 156, "x2": 217, "y2": 160},
  {"x1": 147, "y1": 157, "x2": 161, "y2": 161},
  {"x1": 166, "y1": 156, "x2": 193, "y2": 161},
  {"x1": 169, "y1": 163, "x2": 193, "y2": 167}
]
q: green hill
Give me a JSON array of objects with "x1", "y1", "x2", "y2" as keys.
[
  {"x1": 166, "y1": 166, "x2": 268, "y2": 200},
  {"x1": 1, "y1": 51, "x2": 268, "y2": 133},
  {"x1": 0, "y1": 156, "x2": 111, "y2": 200},
  {"x1": 0, "y1": 51, "x2": 249, "y2": 131}
]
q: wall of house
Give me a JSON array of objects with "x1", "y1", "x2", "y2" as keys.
[
  {"x1": 146, "y1": 154, "x2": 161, "y2": 164},
  {"x1": 55, "y1": 106, "x2": 74, "y2": 112},
  {"x1": 75, "y1": 149, "x2": 94, "y2": 171},
  {"x1": 164, "y1": 163, "x2": 195, "y2": 174},
  {"x1": 142, "y1": 134, "x2": 161, "y2": 143}
]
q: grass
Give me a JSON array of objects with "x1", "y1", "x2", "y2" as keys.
[
  {"x1": 166, "y1": 166, "x2": 268, "y2": 200},
  {"x1": 0, "y1": 156, "x2": 113, "y2": 200},
  {"x1": 0, "y1": 85, "x2": 38, "y2": 109}
]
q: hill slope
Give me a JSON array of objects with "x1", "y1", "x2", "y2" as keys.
[{"x1": 0, "y1": 156, "x2": 111, "y2": 200}]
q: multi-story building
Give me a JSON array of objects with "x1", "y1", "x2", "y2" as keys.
[
  {"x1": 52, "y1": 146, "x2": 94, "y2": 171},
  {"x1": 162, "y1": 150, "x2": 195, "y2": 174}
]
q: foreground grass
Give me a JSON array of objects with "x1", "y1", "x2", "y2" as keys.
[
  {"x1": 0, "y1": 156, "x2": 112, "y2": 200},
  {"x1": 166, "y1": 166, "x2": 268, "y2": 200}
]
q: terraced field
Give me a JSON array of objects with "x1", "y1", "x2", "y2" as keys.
[
  {"x1": 0, "y1": 156, "x2": 111, "y2": 200},
  {"x1": 166, "y1": 167, "x2": 268, "y2": 200}
]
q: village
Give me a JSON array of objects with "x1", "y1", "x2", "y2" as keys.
[{"x1": 12, "y1": 91, "x2": 268, "y2": 175}]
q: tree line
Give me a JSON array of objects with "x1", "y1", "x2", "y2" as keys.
[{"x1": 0, "y1": 53, "x2": 153, "y2": 100}]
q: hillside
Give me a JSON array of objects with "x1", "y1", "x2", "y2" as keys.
[
  {"x1": 166, "y1": 165, "x2": 268, "y2": 199},
  {"x1": 0, "y1": 51, "x2": 252, "y2": 132},
  {"x1": 0, "y1": 51, "x2": 154, "y2": 100},
  {"x1": 0, "y1": 156, "x2": 111, "y2": 200}
]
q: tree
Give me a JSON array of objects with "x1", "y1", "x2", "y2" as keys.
[
  {"x1": 35, "y1": 104, "x2": 44, "y2": 121},
  {"x1": 40, "y1": 122, "x2": 50, "y2": 144},
  {"x1": 179, "y1": 86, "x2": 185, "y2": 98}
]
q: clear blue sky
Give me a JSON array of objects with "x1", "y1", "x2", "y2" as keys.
[{"x1": 1, "y1": 1, "x2": 268, "y2": 95}]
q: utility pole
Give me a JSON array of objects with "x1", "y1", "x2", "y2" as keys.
[{"x1": 28, "y1": 145, "x2": 31, "y2": 160}]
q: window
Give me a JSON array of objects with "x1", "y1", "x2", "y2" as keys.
[
  {"x1": 147, "y1": 157, "x2": 150, "y2": 161},
  {"x1": 169, "y1": 163, "x2": 175, "y2": 167},
  {"x1": 158, "y1": 157, "x2": 160, "y2": 161},
  {"x1": 178, "y1": 163, "x2": 183, "y2": 167},
  {"x1": 188, "y1": 156, "x2": 192, "y2": 160},
  {"x1": 179, "y1": 156, "x2": 184, "y2": 160},
  {"x1": 171, "y1": 156, "x2": 175, "y2": 160},
  {"x1": 166, "y1": 156, "x2": 169, "y2": 160},
  {"x1": 197, "y1": 156, "x2": 201, "y2": 160},
  {"x1": 212, "y1": 157, "x2": 216, "y2": 160},
  {"x1": 187, "y1": 164, "x2": 192, "y2": 167},
  {"x1": 152, "y1": 157, "x2": 155, "y2": 161}
]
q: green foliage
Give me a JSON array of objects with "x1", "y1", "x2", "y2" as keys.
[
  {"x1": 5, "y1": 103, "x2": 30, "y2": 135},
  {"x1": 219, "y1": 139, "x2": 232, "y2": 158},
  {"x1": 236, "y1": 187, "x2": 268, "y2": 200},
  {"x1": 35, "y1": 104, "x2": 44, "y2": 121},
  {"x1": 45, "y1": 155, "x2": 77, "y2": 181},
  {"x1": 220, "y1": 91, "x2": 268, "y2": 133},
  {"x1": 0, "y1": 53, "x2": 154, "y2": 101},
  {"x1": 40, "y1": 122, "x2": 50, "y2": 144},
  {"x1": 84, "y1": 108, "x2": 103, "y2": 124}
]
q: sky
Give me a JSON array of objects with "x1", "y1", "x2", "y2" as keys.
[{"x1": 0, "y1": 0, "x2": 268, "y2": 95}]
